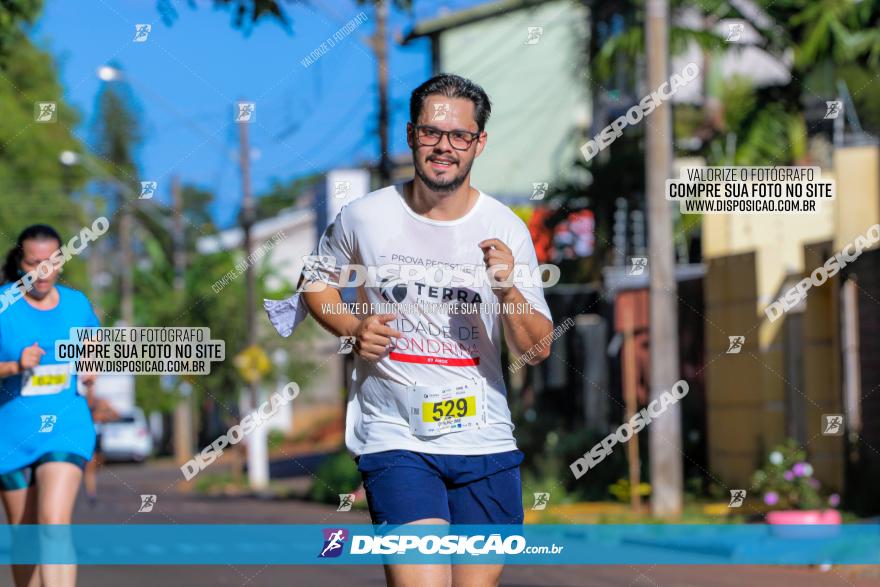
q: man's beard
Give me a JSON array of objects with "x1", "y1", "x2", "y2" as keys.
[{"x1": 413, "y1": 154, "x2": 474, "y2": 193}]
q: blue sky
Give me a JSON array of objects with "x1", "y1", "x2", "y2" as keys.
[{"x1": 32, "y1": 0, "x2": 484, "y2": 227}]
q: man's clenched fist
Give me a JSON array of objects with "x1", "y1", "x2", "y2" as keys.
[
  {"x1": 479, "y1": 238, "x2": 515, "y2": 294},
  {"x1": 353, "y1": 314, "x2": 402, "y2": 362}
]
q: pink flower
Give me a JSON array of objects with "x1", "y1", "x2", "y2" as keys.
[
  {"x1": 829, "y1": 494, "x2": 840, "y2": 508},
  {"x1": 764, "y1": 491, "x2": 779, "y2": 506},
  {"x1": 784, "y1": 470, "x2": 795, "y2": 481}
]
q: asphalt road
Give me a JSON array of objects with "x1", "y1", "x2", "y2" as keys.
[{"x1": 6, "y1": 460, "x2": 876, "y2": 587}]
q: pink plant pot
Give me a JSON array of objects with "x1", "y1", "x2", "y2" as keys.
[
  {"x1": 766, "y1": 510, "x2": 841, "y2": 525},
  {"x1": 766, "y1": 509, "x2": 842, "y2": 539}
]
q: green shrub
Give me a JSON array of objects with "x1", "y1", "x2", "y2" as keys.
[
  {"x1": 267, "y1": 430, "x2": 285, "y2": 448},
  {"x1": 308, "y1": 450, "x2": 361, "y2": 505},
  {"x1": 752, "y1": 439, "x2": 839, "y2": 510}
]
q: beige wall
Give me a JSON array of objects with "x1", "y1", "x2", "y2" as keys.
[
  {"x1": 704, "y1": 252, "x2": 765, "y2": 483},
  {"x1": 802, "y1": 242, "x2": 844, "y2": 490},
  {"x1": 701, "y1": 145, "x2": 879, "y2": 488},
  {"x1": 833, "y1": 146, "x2": 880, "y2": 250},
  {"x1": 437, "y1": 0, "x2": 590, "y2": 199}
]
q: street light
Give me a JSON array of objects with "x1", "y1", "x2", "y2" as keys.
[
  {"x1": 59, "y1": 150, "x2": 80, "y2": 166},
  {"x1": 59, "y1": 151, "x2": 136, "y2": 325},
  {"x1": 57, "y1": 150, "x2": 137, "y2": 197},
  {"x1": 97, "y1": 65, "x2": 123, "y2": 82}
]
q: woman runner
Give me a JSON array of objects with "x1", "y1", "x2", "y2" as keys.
[{"x1": 0, "y1": 224, "x2": 101, "y2": 587}]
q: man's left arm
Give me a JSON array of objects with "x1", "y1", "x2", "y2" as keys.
[{"x1": 479, "y1": 238, "x2": 554, "y2": 365}]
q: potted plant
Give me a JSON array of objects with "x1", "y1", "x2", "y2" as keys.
[{"x1": 752, "y1": 440, "x2": 841, "y2": 525}]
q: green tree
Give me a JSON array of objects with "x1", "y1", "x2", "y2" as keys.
[
  {"x1": 245, "y1": 173, "x2": 322, "y2": 224},
  {"x1": 91, "y1": 69, "x2": 143, "y2": 186},
  {"x1": 591, "y1": 0, "x2": 880, "y2": 166},
  {"x1": 0, "y1": 1, "x2": 91, "y2": 288},
  {"x1": 0, "y1": 0, "x2": 42, "y2": 58},
  {"x1": 133, "y1": 181, "x2": 314, "y2": 440},
  {"x1": 90, "y1": 65, "x2": 144, "y2": 323},
  {"x1": 155, "y1": 0, "x2": 412, "y2": 31}
]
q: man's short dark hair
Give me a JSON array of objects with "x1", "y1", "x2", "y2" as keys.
[{"x1": 409, "y1": 74, "x2": 492, "y2": 132}]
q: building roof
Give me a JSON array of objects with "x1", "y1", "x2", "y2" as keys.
[
  {"x1": 602, "y1": 264, "x2": 707, "y2": 297},
  {"x1": 403, "y1": 0, "x2": 554, "y2": 43},
  {"x1": 196, "y1": 207, "x2": 314, "y2": 255}
]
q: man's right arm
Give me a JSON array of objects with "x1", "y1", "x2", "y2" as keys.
[
  {"x1": 301, "y1": 283, "x2": 359, "y2": 338},
  {"x1": 301, "y1": 283, "x2": 401, "y2": 362},
  {"x1": 301, "y1": 208, "x2": 401, "y2": 361}
]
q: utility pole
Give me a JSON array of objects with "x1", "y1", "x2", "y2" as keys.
[
  {"x1": 621, "y1": 312, "x2": 642, "y2": 515},
  {"x1": 85, "y1": 198, "x2": 102, "y2": 295},
  {"x1": 374, "y1": 0, "x2": 392, "y2": 184},
  {"x1": 239, "y1": 106, "x2": 257, "y2": 409},
  {"x1": 119, "y1": 200, "x2": 134, "y2": 325},
  {"x1": 172, "y1": 175, "x2": 186, "y2": 292},
  {"x1": 238, "y1": 101, "x2": 268, "y2": 491},
  {"x1": 645, "y1": 0, "x2": 682, "y2": 517},
  {"x1": 171, "y1": 175, "x2": 194, "y2": 472}
]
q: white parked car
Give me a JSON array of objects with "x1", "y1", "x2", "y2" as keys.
[{"x1": 101, "y1": 408, "x2": 153, "y2": 462}]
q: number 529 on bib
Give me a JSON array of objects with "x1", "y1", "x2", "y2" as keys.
[{"x1": 423, "y1": 396, "x2": 476, "y2": 422}]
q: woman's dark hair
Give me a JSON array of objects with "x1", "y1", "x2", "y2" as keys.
[
  {"x1": 3, "y1": 224, "x2": 62, "y2": 283},
  {"x1": 409, "y1": 74, "x2": 492, "y2": 132}
]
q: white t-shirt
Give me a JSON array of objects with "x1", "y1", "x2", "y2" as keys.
[{"x1": 310, "y1": 184, "x2": 552, "y2": 456}]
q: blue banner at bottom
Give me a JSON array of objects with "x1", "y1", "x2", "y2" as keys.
[{"x1": 0, "y1": 524, "x2": 877, "y2": 565}]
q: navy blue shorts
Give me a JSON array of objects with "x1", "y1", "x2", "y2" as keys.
[{"x1": 356, "y1": 449, "x2": 524, "y2": 525}]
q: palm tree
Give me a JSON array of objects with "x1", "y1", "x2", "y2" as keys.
[{"x1": 590, "y1": 0, "x2": 878, "y2": 167}]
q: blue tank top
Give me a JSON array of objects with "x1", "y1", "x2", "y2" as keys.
[{"x1": 0, "y1": 284, "x2": 99, "y2": 473}]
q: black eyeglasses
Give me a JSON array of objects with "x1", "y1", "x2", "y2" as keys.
[{"x1": 412, "y1": 125, "x2": 480, "y2": 150}]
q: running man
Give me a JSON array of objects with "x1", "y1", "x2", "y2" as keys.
[
  {"x1": 0, "y1": 224, "x2": 101, "y2": 587},
  {"x1": 301, "y1": 74, "x2": 554, "y2": 587}
]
